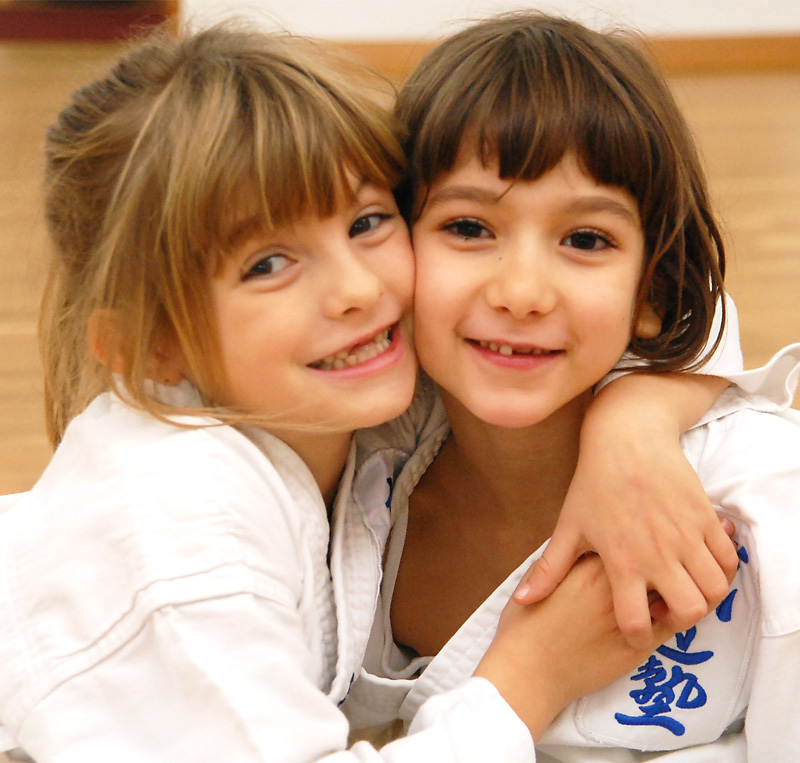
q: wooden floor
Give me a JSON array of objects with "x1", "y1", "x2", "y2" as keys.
[{"x1": 0, "y1": 41, "x2": 799, "y2": 495}]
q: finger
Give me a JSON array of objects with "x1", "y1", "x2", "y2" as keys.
[
  {"x1": 606, "y1": 574, "x2": 654, "y2": 650},
  {"x1": 719, "y1": 517, "x2": 736, "y2": 538},
  {"x1": 650, "y1": 609, "x2": 677, "y2": 648},
  {"x1": 649, "y1": 565, "x2": 710, "y2": 634},
  {"x1": 706, "y1": 518, "x2": 740, "y2": 585},
  {"x1": 513, "y1": 531, "x2": 583, "y2": 604},
  {"x1": 681, "y1": 544, "x2": 733, "y2": 611},
  {"x1": 648, "y1": 593, "x2": 670, "y2": 625}
]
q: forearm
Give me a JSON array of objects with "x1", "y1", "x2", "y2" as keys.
[{"x1": 589, "y1": 372, "x2": 729, "y2": 439}]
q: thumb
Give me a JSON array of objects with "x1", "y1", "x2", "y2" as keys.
[{"x1": 513, "y1": 529, "x2": 585, "y2": 604}]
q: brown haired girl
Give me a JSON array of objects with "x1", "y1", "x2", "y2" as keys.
[{"x1": 347, "y1": 12, "x2": 800, "y2": 758}]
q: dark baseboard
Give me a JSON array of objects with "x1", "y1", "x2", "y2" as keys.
[{"x1": 0, "y1": 1, "x2": 178, "y2": 41}]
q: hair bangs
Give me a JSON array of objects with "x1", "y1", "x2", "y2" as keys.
[
  {"x1": 154, "y1": 45, "x2": 405, "y2": 269},
  {"x1": 406, "y1": 22, "x2": 660, "y2": 217}
]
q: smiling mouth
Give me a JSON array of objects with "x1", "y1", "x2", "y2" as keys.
[
  {"x1": 311, "y1": 327, "x2": 393, "y2": 370},
  {"x1": 473, "y1": 339, "x2": 556, "y2": 356}
]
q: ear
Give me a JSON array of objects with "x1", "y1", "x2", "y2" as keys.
[
  {"x1": 88, "y1": 309, "x2": 126, "y2": 374},
  {"x1": 88, "y1": 309, "x2": 186, "y2": 386},
  {"x1": 146, "y1": 331, "x2": 187, "y2": 387},
  {"x1": 634, "y1": 303, "x2": 662, "y2": 340}
]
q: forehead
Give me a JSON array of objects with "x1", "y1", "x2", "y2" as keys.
[{"x1": 423, "y1": 149, "x2": 641, "y2": 225}]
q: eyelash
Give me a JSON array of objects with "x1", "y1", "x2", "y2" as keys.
[
  {"x1": 562, "y1": 228, "x2": 618, "y2": 251},
  {"x1": 242, "y1": 252, "x2": 293, "y2": 281},
  {"x1": 443, "y1": 218, "x2": 491, "y2": 240},
  {"x1": 350, "y1": 212, "x2": 392, "y2": 237}
]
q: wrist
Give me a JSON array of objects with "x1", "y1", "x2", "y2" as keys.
[{"x1": 474, "y1": 650, "x2": 566, "y2": 741}]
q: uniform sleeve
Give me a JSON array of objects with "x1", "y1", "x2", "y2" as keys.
[
  {"x1": 686, "y1": 405, "x2": 800, "y2": 758},
  {"x1": 16, "y1": 595, "x2": 533, "y2": 763},
  {"x1": 743, "y1": 631, "x2": 800, "y2": 759},
  {"x1": 366, "y1": 678, "x2": 534, "y2": 762},
  {"x1": 3, "y1": 424, "x2": 533, "y2": 763}
]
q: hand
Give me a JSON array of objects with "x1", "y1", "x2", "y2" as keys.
[
  {"x1": 512, "y1": 374, "x2": 739, "y2": 648},
  {"x1": 476, "y1": 554, "x2": 675, "y2": 740}
]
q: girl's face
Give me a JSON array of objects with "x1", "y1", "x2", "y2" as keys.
[
  {"x1": 412, "y1": 152, "x2": 645, "y2": 429},
  {"x1": 209, "y1": 176, "x2": 417, "y2": 437}
]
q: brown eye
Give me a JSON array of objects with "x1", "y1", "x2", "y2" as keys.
[
  {"x1": 562, "y1": 230, "x2": 614, "y2": 251},
  {"x1": 242, "y1": 253, "x2": 293, "y2": 280},
  {"x1": 349, "y1": 213, "x2": 389, "y2": 237},
  {"x1": 446, "y1": 219, "x2": 491, "y2": 239}
]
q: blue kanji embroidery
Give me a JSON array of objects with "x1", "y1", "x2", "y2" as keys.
[
  {"x1": 656, "y1": 627, "x2": 713, "y2": 666},
  {"x1": 615, "y1": 544, "x2": 749, "y2": 736},
  {"x1": 716, "y1": 589, "x2": 737, "y2": 622},
  {"x1": 615, "y1": 655, "x2": 708, "y2": 735},
  {"x1": 716, "y1": 544, "x2": 749, "y2": 622}
]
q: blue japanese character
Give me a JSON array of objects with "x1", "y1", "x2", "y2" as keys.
[
  {"x1": 657, "y1": 627, "x2": 713, "y2": 666},
  {"x1": 616, "y1": 642, "x2": 709, "y2": 736}
]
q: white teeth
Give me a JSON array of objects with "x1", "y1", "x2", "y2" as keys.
[
  {"x1": 313, "y1": 328, "x2": 392, "y2": 371},
  {"x1": 477, "y1": 340, "x2": 548, "y2": 356}
]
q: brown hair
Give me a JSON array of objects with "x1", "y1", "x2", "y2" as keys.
[
  {"x1": 41, "y1": 22, "x2": 406, "y2": 446},
  {"x1": 396, "y1": 11, "x2": 726, "y2": 371}
]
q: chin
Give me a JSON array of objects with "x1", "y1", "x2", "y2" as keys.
[
  {"x1": 358, "y1": 387, "x2": 416, "y2": 428},
  {"x1": 484, "y1": 412, "x2": 548, "y2": 429},
  {"x1": 466, "y1": 401, "x2": 551, "y2": 429},
  {"x1": 352, "y1": 405, "x2": 406, "y2": 430}
]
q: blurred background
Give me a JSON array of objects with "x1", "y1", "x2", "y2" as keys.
[{"x1": 1, "y1": 0, "x2": 798, "y2": 494}]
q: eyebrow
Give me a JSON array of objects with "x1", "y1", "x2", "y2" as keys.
[
  {"x1": 424, "y1": 185, "x2": 504, "y2": 208},
  {"x1": 564, "y1": 196, "x2": 640, "y2": 225},
  {"x1": 425, "y1": 184, "x2": 639, "y2": 224}
]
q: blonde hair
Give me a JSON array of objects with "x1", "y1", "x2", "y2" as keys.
[
  {"x1": 41, "y1": 23, "x2": 406, "y2": 446},
  {"x1": 396, "y1": 12, "x2": 725, "y2": 372}
]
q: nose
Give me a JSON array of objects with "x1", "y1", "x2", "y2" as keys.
[
  {"x1": 485, "y1": 239, "x2": 557, "y2": 320},
  {"x1": 319, "y1": 240, "x2": 385, "y2": 319}
]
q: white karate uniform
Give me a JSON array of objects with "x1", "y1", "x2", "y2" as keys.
[
  {"x1": 345, "y1": 344, "x2": 800, "y2": 762},
  {"x1": 0, "y1": 382, "x2": 532, "y2": 762}
]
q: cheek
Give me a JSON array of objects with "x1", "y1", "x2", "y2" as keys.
[
  {"x1": 412, "y1": 291, "x2": 438, "y2": 358},
  {"x1": 413, "y1": 276, "x2": 458, "y2": 373},
  {"x1": 412, "y1": 251, "x2": 447, "y2": 327},
  {"x1": 395, "y1": 252, "x2": 416, "y2": 308},
  {"x1": 376, "y1": 234, "x2": 416, "y2": 308},
  {"x1": 412, "y1": 237, "x2": 451, "y2": 307},
  {"x1": 582, "y1": 278, "x2": 640, "y2": 346}
]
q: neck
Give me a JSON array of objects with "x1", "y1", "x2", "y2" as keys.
[
  {"x1": 438, "y1": 388, "x2": 592, "y2": 524},
  {"x1": 389, "y1": 389, "x2": 595, "y2": 656},
  {"x1": 274, "y1": 429, "x2": 353, "y2": 510}
]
